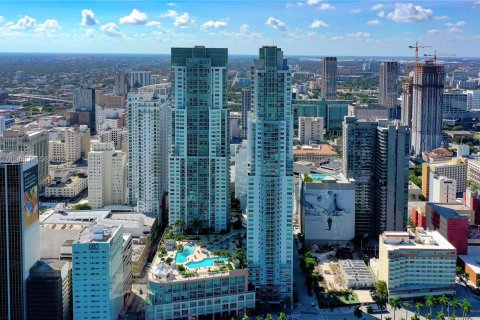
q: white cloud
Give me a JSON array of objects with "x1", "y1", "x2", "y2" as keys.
[
  {"x1": 146, "y1": 21, "x2": 161, "y2": 27},
  {"x1": 81, "y1": 9, "x2": 98, "y2": 26},
  {"x1": 0, "y1": 16, "x2": 4, "y2": 24},
  {"x1": 9, "y1": 16, "x2": 37, "y2": 30},
  {"x1": 427, "y1": 29, "x2": 440, "y2": 34},
  {"x1": 100, "y1": 22, "x2": 123, "y2": 37},
  {"x1": 446, "y1": 21, "x2": 466, "y2": 27},
  {"x1": 318, "y1": 3, "x2": 335, "y2": 10},
  {"x1": 378, "y1": 11, "x2": 385, "y2": 18},
  {"x1": 84, "y1": 29, "x2": 95, "y2": 38},
  {"x1": 434, "y1": 15, "x2": 448, "y2": 20},
  {"x1": 286, "y1": 2, "x2": 304, "y2": 8},
  {"x1": 309, "y1": 19, "x2": 329, "y2": 28},
  {"x1": 386, "y1": 3, "x2": 434, "y2": 23},
  {"x1": 220, "y1": 24, "x2": 262, "y2": 41},
  {"x1": 307, "y1": 0, "x2": 323, "y2": 4},
  {"x1": 265, "y1": 17, "x2": 287, "y2": 31},
  {"x1": 201, "y1": 20, "x2": 228, "y2": 31},
  {"x1": 167, "y1": 2, "x2": 176, "y2": 6},
  {"x1": 350, "y1": 8, "x2": 362, "y2": 14},
  {"x1": 119, "y1": 9, "x2": 148, "y2": 25},
  {"x1": 367, "y1": 20, "x2": 382, "y2": 26},
  {"x1": 447, "y1": 27, "x2": 461, "y2": 33},
  {"x1": 162, "y1": 10, "x2": 194, "y2": 28},
  {"x1": 371, "y1": 3, "x2": 385, "y2": 11},
  {"x1": 347, "y1": 32, "x2": 371, "y2": 40},
  {"x1": 35, "y1": 19, "x2": 60, "y2": 34},
  {"x1": 475, "y1": 0, "x2": 480, "y2": 4}
]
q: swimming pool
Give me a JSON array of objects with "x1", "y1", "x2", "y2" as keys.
[
  {"x1": 175, "y1": 245, "x2": 195, "y2": 264},
  {"x1": 186, "y1": 257, "x2": 229, "y2": 269},
  {"x1": 310, "y1": 174, "x2": 330, "y2": 180}
]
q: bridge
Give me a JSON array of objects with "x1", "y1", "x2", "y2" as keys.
[{"x1": 10, "y1": 93, "x2": 73, "y2": 106}]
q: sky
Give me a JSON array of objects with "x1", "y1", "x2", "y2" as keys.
[{"x1": 0, "y1": 0, "x2": 479, "y2": 56}]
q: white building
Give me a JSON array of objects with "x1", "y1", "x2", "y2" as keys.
[
  {"x1": 98, "y1": 128, "x2": 128, "y2": 154},
  {"x1": 247, "y1": 46, "x2": 293, "y2": 302},
  {"x1": 430, "y1": 175, "x2": 457, "y2": 203},
  {"x1": 298, "y1": 116, "x2": 324, "y2": 144},
  {"x1": 129, "y1": 71, "x2": 151, "y2": 88},
  {"x1": 72, "y1": 225, "x2": 124, "y2": 320},
  {"x1": 45, "y1": 170, "x2": 88, "y2": 198},
  {"x1": 49, "y1": 128, "x2": 82, "y2": 163},
  {"x1": 95, "y1": 106, "x2": 125, "y2": 131},
  {"x1": 230, "y1": 111, "x2": 242, "y2": 139},
  {"x1": 234, "y1": 141, "x2": 248, "y2": 211},
  {"x1": 88, "y1": 142, "x2": 127, "y2": 209},
  {"x1": 128, "y1": 84, "x2": 171, "y2": 220}
]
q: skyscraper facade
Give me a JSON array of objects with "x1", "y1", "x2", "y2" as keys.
[
  {"x1": 247, "y1": 46, "x2": 293, "y2": 302},
  {"x1": 241, "y1": 88, "x2": 253, "y2": 137},
  {"x1": 73, "y1": 85, "x2": 96, "y2": 132},
  {"x1": 169, "y1": 46, "x2": 230, "y2": 233},
  {"x1": 401, "y1": 80, "x2": 413, "y2": 128},
  {"x1": 321, "y1": 57, "x2": 337, "y2": 100},
  {"x1": 114, "y1": 71, "x2": 127, "y2": 96},
  {"x1": 0, "y1": 153, "x2": 40, "y2": 320},
  {"x1": 411, "y1": 61, "x2": 445, "y2": 156},
  {"x1": 129, "y1": 71, "x2": 152, "y2": 88},
  {"x1": 128, "y1": 84, "x2": 171, "y2": 222},
  {"x1": 379, "y1": 61, "x2": 399, "y2": 111}
]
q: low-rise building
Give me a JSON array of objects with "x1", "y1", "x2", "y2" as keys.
[
  {"x1": 45, "y1": 170, "x2": 87, "y2": 198},
  {"x1": 422, "y1": 147, "x2": 453, "y2": 163},
  {"x1": 338, "y1": 260, "x2": 375, "y2": 289},
  {"x1": 430, "y1": 175, "x2": 457, "y2": 203},
  {"x1": 375, "y1": 229, "x2": 456, "y2": 298},
  {"x1": 293, "y1": 144, "x2": 338, "y2": 165}
]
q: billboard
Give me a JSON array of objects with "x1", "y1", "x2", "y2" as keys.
[
  {"x1": 23, "y1": 165, "x2": 39, "y2": 228},
  {"x1": 303, "y1": 188, "x2": 355, "y2": 241}
]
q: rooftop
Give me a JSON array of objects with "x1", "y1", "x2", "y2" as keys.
[
  {"x1": 293, "y1": 144, "x2": 338, "y2": 156},
  {"x1": 427, "y1": 203, "x2": 472, "y2": 219},
  {"x1": 302, "y1": 172, "x2": 351, "y2": 184},
  {"x1": 459, "y1": 255, "x2": 480, "y2": 274},
  {"x1": 75, "y1": 225, "x2": 120, "y2": 244},
  {"x1": 382, "y1": 229, "x2": 455, "y2": 251}
]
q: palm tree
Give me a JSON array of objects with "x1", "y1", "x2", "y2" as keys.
[
  {"x1": 415, "y1": 302, "x2": 424, "y2": 315},
  {"x1": 438, "y1": 295, "x2": 449, "y2": 313},
  {"x1": 463, "y1": 272, "x2": 470, "y2": 284},
  {"x1": 242, "y1": 314, "x2": 249, "y2": 320},
  {"x1": 278, "y1": 312, "x2": 287, "y2": 320},
  {"x1": 265, "y1": 314, "x2": 274, "y2": 320},
  {"x1": 426, "y1": 296, "x2": 436, "y2": 315},
  {"x1": 436, "y1": 311, "x2": 445, "y2": 320},
  {"x1": 450, "y1": 315, "x2": 457, "y2": 320},
  {"x1": 411, "y1": 313, "x2": 420, "y2": 320},
  {"x1": 425, "y1": 313, "x2": 432, "y2": 320},
  {"x1": 451, "y1": 298, "x2": 460, "y2": 317},
  {"x1": 385, "y1": 317, "x2": 392, "y2": 320},
  {"x1": 353, "y1": 306, "x2": 362, "y2": 318},
  {"x1": 192, "y1": 218, "x2": 202, "y2": 237},
  {"x1": 455, "y1": 266, "x2": 463, "y2": 276},
  {"x1": 461, "y1": 299, "x2": 472, "y2": 320},
  {"x1": 389, "y1": 297, "x2": 401, "y2": 320},
  {"x1": 404, "y1": 302, "x2": 411, "y2": 320}
]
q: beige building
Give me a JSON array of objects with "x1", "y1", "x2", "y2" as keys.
[
  {"x1": 0, "y1": 126, "x2": 49, "y2": 184},
  {"x1": 88, "y1": 142, "x2": 127, "y2": 209},
  {"x1": 298, "y1": 117, "x2": 324, "y2": 144},
  {"x1": 375, "y1": 229, "x2": 456, "y2": 298},
  {"x1": 422, "y1": 158, "x2": 468, "y2": 198},
  {"x1": 430, "y1": 175, "x2": 457, "y2": 203},
  {"x1": 45, "y1": 170, "x2": 87, "y2": 198},
  {"x1": 95, "y1": 90, "x2": 125, "y2": 108},
  {"x1": 293, "y1": 144, "x2": 338, "y2": 165},
  {"x1": 467, "y1": 159, "x2": 480, "y2": 187},
  {"x1": 98, "y1": 128, "x2": 128, "y2": 153},
  {"x1": 49, "y1": 126, "x2": 91, "y2": 162}
]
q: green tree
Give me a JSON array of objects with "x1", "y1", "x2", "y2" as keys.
[
  {"x1": 461, "y1": 299, "x2": 472, "y2": 320},
  {"x1": 256, "y1": 317, "x2": 263, "y2": 320},
  {"x1": 375, "y1": 280, "x2": 388, "y2": 313},
  {"x1": 411, "y1": 313, "x2": 420, "y2": 320},
  {"x1": 451, "y1": 298, "x2": 460, "y2": 317},
  {"x1": 389, "y1": 297, "x2": 401, "y2": 320},
  {"x1": 415, "y1": 302, "x2": 424, "y2": 315},
  {"x1": 455, "y1": 266, "x2": 463, "y2": 276},
  {"x1": 242, "y1": 315, "x2": 249, "y2": 320},
  {"x1": 353, "y1": 306, "x2": 362, "y2": 318},
  {"x1": 438, "y1": 295, "x2": 449, "y2": 313},
  {"x1": 192, "y1": 218, "x2": 202, "y2": 237},
  {"x1": 426, "y1": 296, "x2": 436, "y2": 315},
  {"x1": 425, "y1": 313, "x2": 432, "y2": 320},
  {"x1": 404, "y1": 302, "x2": 411, "y2": 320},
  {"x1": 265, "y1": 314, "x2": 273, "y2": 320},
  {"x1": 278, "y1": 312, "x2": 287, "y2": 320},
  {"x1": 436, "y1": 311, "x2": 445, "y2": 320},
  {"x1": 74, "y1": 203, "x2": 91, "y2": 210}
]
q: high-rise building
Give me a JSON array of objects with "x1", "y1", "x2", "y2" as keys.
[
  {"x1": 443, "y1": 91, "x2": 468, "y2": 117},
  {"x1": 129, "y1": 71, "x2": 152, "y2": 88},
  {"x1": 88, "y1": 142, "x2": 127, "y2": 209},
  {"x1": 15, "y1": 70, "x2": 26, "y2": 81},
  {"x1": 73, "y1": 85, "x2": 96, "y2": 132},
  {"x1": 72, "y1": 225, "x2": 124, "y2": 320},
  {"x1": 379, "y1": 61, "x2": 399, "y2": 111},
  {"x1": 321, "y1": 57, "x2": 337, "y2": 100},
  {"x1": 421, "y1": 158, "x2": 468, "y2": 199},
  {"x1": 411, "y1": 60, "x2": 445, "y2": 156},
  {"x1": 169, "y1": 46, "x2": 230, "y2": 233},
  {"x1": 298, "y1": 116, "x2": 324, "y2": 144},
  {"x1": 0, "y1": 153, "x2": 40, "y2": 320},
  {"x1": 48, "y1": 127, "x2": 83, "y2": 163},
  {"x1": 27, "y1": 260, "x2": 71, "y2": 320},
  {"x1": 114, "y1": 71, "x2": 127, "y2": 96},
  {"x1": 128, "y1": 84, "x2": 171, "y2": 221},
  {"x1": 401, "y1": 80, "x2": 413, "y2": 128},
  {"x1": 430, "y1": 175, "x2": 457, "y2": 203},
  {"x1": 241, "y1": 88, "x2": 253, "y2": 137},
  {"x1": 343, "y1": 117, "x2": 409, "y2": 236},
  {"x1": 0, "y1": 126, "x2": 49, "y2": 185},
  {"x1": 247, "y1": 46, "x2": 293, "y2": 302}
]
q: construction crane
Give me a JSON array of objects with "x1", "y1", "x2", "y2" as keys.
[
  {"x1": 423, "y1": 50, "x2": 456, "y2": 63},
  {"x1": 408, "y1": 41, "x2": 432, "y2": 66}
]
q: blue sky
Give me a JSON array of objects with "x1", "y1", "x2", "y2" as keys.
[{"x1": 0, "y1": 0, "x2": 479, "y2": 56}]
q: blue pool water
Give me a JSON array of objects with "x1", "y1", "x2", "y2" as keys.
[
  {"x1": 310, "y1": 174, "x2": 330, "y2": 180},
  {"x1": 175, "y1": 245, "x2": 195, "y2": 264},
  {"x1": 186, "y1": 257, "x2": 229, "y2": 269}
]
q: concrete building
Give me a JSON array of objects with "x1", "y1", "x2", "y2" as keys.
[
  {"x1": 72, "y1": 225, "x2": 124, "y2": 320},
  {"x1": 411, "y1": 60, "x2": 445, "y2": 156},
  {"x1": 0, "y1": 126, "x2": 49, "y2": 186},
  {"x1": 422, "y1": 147, "x2": 453, "y2": 163},
  {"x1": 466, "y1": 89, "x2": 480, "y2": 110},
  {"x1": 339, "y1": 260, "x2": 375, "y2": 289},
  {"x1": 48, "y1": 127, "x2": 84, "y2": 163},
  {"x1": 95, "y1": 105, "x2": 125, "y2": 131},
  {"x1": 230, "y1": 111, "x2": 242, "y2": 139},
  {"x1": 430, "y1": 175, "x2": 457, "y2": 203},
  {"x1": 467, "y1": 159, "x2": 480, "y2": 187},
  {"x1": 88, "y1": 142, "x2": 127, "y2": 209},
  {"x1": 114, "y1": 71, "x2": 127, "y2": 97},
  {"x1": 129, "y1": 71, "x2": 152, "y2": 88},
  {"x1": 98, "y1": 128, "x2": 128, "y2": 154},
  {"x1": 293, "y1": 144, "x2": 338, "y2": 166},
  {"x1": 241, "y1": 88, "x2": 253, "y2": 137},
  {"x1": 128, "y1": 84, "x2": 171, "y2": 221},
  {"x1": 343, "y1": 117, "x2": 410, "y2": 236},
  {"x1": 293, "y1": 99, "x2": 351, "y2": 135},
  {"x1": 73, "y1": 85, "x2": 96, "y2": 132},
  {"x1": 96, "y1": 91, "x2": 126, "y2": 109},
  {"x1": 234, "y1": 141, "x2": 248, "y2": 211},
  {"x1": 401, "y1": 80, "x2": 413, "y2": 128},
  {"x1": 375, "y1": 230, "x2": 456, "y2": 298},
  {"x1": 298, "y1": 117, "x2": 323, "y2": 144},
  {"x1": 169, "y1": 46, "x2": 230, "y2": 233},
  {"x1": 0, "y1": 153, "x2": 40, "y2": 320},
  {"x1": 27, "y1": 260, "x2": 71, "y2": 320},
  {"x1": 422, "y1": 158, "x2": 468, "y2": 199},
  {"x1": 45, "y1": 169, "x2": 88, "y2": 198},
  {"x1": 379, "y1": 61, "x2": 399, "y2": 111},
  {"x1": 145, "y1": 242, "x2": 255, "y2": 319},
  {"x1": 443, "y1": 91, "x2": 468, "y2": 117},
  {"x1": 321, "y1": 57, "x2": 337, "y2": 100},
  {"x1": 247, "y1": 46, "x2": 293, "y2": 302},
  {"x1": 298, "y1": 173, "x2": 355, "y2": 244},
  {"x1": 348, "y1": 103, "x2": 390, "y2": 121}
]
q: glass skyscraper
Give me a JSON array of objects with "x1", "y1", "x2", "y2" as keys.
[
  {"x1": 247, "y1": 46, "x2": 293, "y2": 302},
  {"x1": 169, "y1": 46, "x2": 230, "y2": 233}
]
